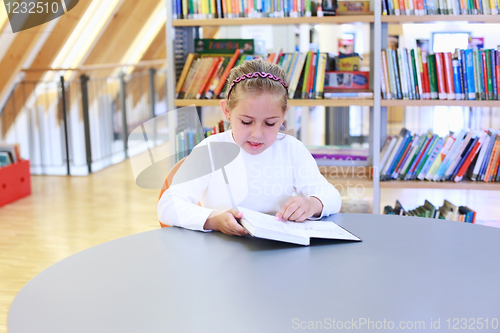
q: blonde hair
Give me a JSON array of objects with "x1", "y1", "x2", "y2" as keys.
[{"x1": 224, "y1": 59, "x2": 289, "y2": 112}]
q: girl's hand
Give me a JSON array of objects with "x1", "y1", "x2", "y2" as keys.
[
  {"x1": 204, "y1": 209, "x2": 248, "y2": 236},
  {"x1": 276, "y1": 196, "x2": 323, "y2": 222}
]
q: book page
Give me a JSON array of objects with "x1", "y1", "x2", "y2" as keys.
[
  {"x1": 238, "y1": 207, "x2": 360, "y2": 241},
  {"x1": 238, "y1": 207, "x2": 306, "y2": 237}
]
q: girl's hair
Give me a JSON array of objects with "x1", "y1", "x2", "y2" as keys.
[{"x1": 224, "y1": 59, "x2": 289, "y2": 112}]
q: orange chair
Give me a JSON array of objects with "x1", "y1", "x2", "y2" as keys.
[{"x1": 157, "y1": 157, "x2": 202, "y2": 228}]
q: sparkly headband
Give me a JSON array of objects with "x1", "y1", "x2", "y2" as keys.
[{"x1": 226, "y1": 72, "x2": 289, "y2": 98}]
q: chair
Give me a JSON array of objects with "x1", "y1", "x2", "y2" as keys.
[{"x1": 157, "y1": 157, "x2": 201, "y2": 228}]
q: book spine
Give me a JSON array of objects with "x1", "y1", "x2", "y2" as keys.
[
  {"x1": 452, "y1": 51, "x2": 463, "y2": 100},
  {"x1": 386, "y1": 49, "x2": 398, "y2": 99},
  {"x1": 479, "y1": 133, "x2": 496, "y2": 181},
  {"x1": 492, "y1": 49, "x2": 498, "y2": 100},
  {"x1": 415, "y1": 48, "x2": 424, "y2": 99},
  {"x1": 397, "y1": 49, "x2": 409, "y2": 99},
  {"x1": 409, "y1": 49, "x2": 420, "y2": 99},
  {"x1": 473, "y1": 49, "x2": 483, "y2": 100},
  {"x1": 444, "y1": 52, "x2": 455, "y2": 100},
  {"x1": 486, "y1": 50, "x2": 494, "y2": 100},
  {"x1": 465, "y1": 49, "x2": 476, "y2": 100},
  {"x1": 392, "y1": 49, "x2": 403, "y2": 99},
  {"x1": 427, "y1": 54, "x2": 439, "y2": 100},
  {"x1": 381, "y1": 50, "x2": 391, "y2": 99},
  {"x1": 418, "y1": 137, "x2": 444, "y2": 180},
  {"x1": 434, "y1": 53, "x2": 447, "y2": 100}
]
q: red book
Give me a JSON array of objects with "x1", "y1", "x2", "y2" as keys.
[
  {"x1": 482, "y1": 52, "x2": 489, "y2": 97},
  {"x1": 421, "y1": 55, "x2": 431, "y2": 100},
  {"x1": 197, "y1": 57, "x2": 222, "y2": 99},
  {"x1": 416, "y1": 0, "x2": 424, "y2": 13},
  {"x1": 398, "y1": 0, "x2": 406, "y2": 12},
  {"x1": 443, "y1": 52, "x2": 455, "y2": 100},
  {"x1": 214, "y1": 49, "x2": 241, "y2": 98},
  {"x1": 434, "y1": 52, "x2": 447, "y2": 100},
  {"x1": 394, "y1": 139, "x2": 413, "y2": 175},
  {"x1": 454, "y1": 132, "x2": 487, "y2": 182}
]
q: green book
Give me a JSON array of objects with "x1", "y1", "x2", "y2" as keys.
[
  {"x1": 402, "y1": 133, "x2": 429, "y2": 179},
  {"x1": 486, "y1": 49, "x2": 494, "y2": 100},
  {"x1": 410, "y1": 49, "x2": 420, "y2": 100},
  {"x1": 427, "y1": 54, "x2": 438, "y2": 99},
  {"x1": 424, "y1": 200, "x2": 437, "y2": 218},
  {"x1": 473, "y1": 49, "x2": 482, "y2": 100},
  {"x1": 301, "y1": 51, "x2": 312, "y2": 99},
  {"x1": 415, "y1": 134, "x2": 438, "y2": 177}
]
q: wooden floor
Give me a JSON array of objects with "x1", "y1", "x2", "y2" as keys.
[{"x1": 1, "y1": 159, "x2": 499, "y2": 332}]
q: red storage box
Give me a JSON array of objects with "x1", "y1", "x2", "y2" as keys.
[{"x1": 0, "y1": 160, "x2": 31, "y2": 207}]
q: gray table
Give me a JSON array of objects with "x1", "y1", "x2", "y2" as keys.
[{"x1": 8, "y1": 214, "x2": 500, "y2": 332}]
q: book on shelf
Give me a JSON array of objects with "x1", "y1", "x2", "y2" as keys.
[
  {"x1": 381, "y1": 47, "x2": 500, "y2": 101},
  {"x1": 384, "y1": 199, "x2": 476, "y2": 223},
  {"x1": 382, "y1": 0, "x2": 500, "y2": 15},
  {"x1": 307, "y1": 145, "x2": 368, "y2": 161},
  {"x1": 237, "y1": 206, "x2": 361, "y2": 246},
  {"x1": 172, "y1": 0, "x2": 337, "y2": 19},
  {"x1": 379, "y1": 127, "x2": 500, "y2": 183}
]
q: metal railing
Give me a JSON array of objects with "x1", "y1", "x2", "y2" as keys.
[{"x1": 0, "y1": 64, "x2": 170, "y2": 175}]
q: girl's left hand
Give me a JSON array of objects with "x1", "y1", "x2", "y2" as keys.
[{"x1": 276, "y1": 196, "x2": 323, "y2": 222}]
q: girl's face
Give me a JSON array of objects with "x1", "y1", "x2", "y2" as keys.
[{"x1": 221, "y1": 92, "x2": 288, "y2": 155}]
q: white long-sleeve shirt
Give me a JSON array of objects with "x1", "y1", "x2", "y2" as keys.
[{"x1": 157, "y1": 130, "x2": 341, "y2": 231}]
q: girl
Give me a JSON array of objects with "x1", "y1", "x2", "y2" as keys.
[{"x1": 158, "y1": 59, "x2": 341, "y2": 236}]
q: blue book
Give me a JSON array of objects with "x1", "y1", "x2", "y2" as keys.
[
  {"x1": 465, "y1": 49, "x2": 476, "y2": 100},
  {"x1": 413, "y1": 134, "x2": 438, "y2": 180},
  {"x1": 452, "y1": 52, "x2": 463, "y2": 100},
  {"x1": 479, "y1": 132, "x2": 497, "y2": 180},
  {"x1": 393, "y1": 136, "x2": 415, "y2": 179},
  {"x1": 389, "y1": 133, "x2": 413, "y2": 179},
  {"x1": 477, "y1": 49, "x2": 485, "y2": 100},
  {"x1": 385, "y1": 129, "x2": 411, "y2": 179},
  {"x1": 418, "y1": 137, "x2": 444, "y2": 180},
  {"x1": 460, "y1": 49, "x2": 468, "y2": 100}
]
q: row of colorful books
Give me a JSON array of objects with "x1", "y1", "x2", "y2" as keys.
[
  {"x1": 384, "y1": 199, "x2": 476, "y2": 222},
  {"x1": 175, "y1": 121, "x2": 230, "y2": 160},
  {"x1": 380, "y1": 128, "x2": 500, "y2": 182},
  {"x1": 177, "y1": 49, "x2": 370, "y2": 100},
  {"x1": 382, "y1": 0, "x2": 500, "y2": 15},
  {"x1": 172, "y1": 0, "x2": 337, "y2": 19},
  {"x1": 381, "y1": 47, "x2": 500, "y2": 101}
]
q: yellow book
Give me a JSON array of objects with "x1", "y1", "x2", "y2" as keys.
[
  {"x1": 315, "y1": 53, "x2": 327, "y2": 99},
  {"x1": 392, "y1": 0, "x2": 400, "y2": 15},
  {"x1": 176, "y1": 53, "x2": 197, "y2": 96},
  {"x1": 210, "y1": 0, "x2": 216, "y2": 17},
  {"x1": 181, "y1": 59, "x2": 202, "y2": 99}
]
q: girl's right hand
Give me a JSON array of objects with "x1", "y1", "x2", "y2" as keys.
[{"x1": 204, "y1": 209, "x2": 248, "y2": 236}]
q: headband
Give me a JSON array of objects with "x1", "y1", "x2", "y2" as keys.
[{"x1": 226, "y1": 72, "x2": 289, "y2": 98}]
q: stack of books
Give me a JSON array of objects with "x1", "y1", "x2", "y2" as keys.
[
  {"x1": 380, "y1": 127, "x2": 500, "y2": 182},
  {"x1": 0, "y1": 144, "x2": 21, "y2": 168},
  {"x1": 384, "y1": 199, "x2": 476, "y2": 222},
  {"x1": 307, "y1": 145, "x2": 368, "y2": 161},
  {"x1": 381, "y1": 47, "x2": 500, "y2": 101},
  {"x1": 382, "y1": 0, "x2": 500, "y2": 15},
  {"x1": 173, "y1": 0, "x2": 338, "y2": 19}
]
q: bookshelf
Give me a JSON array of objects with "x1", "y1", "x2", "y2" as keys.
[
  {"x1": 164, "y1": 1, "x2": 381, "y2": 213},
  {"x1": 381, "y1": 15, "x2": 500, "y2": 23},
  {"x1": 378, "y1": 13, "x2": 500, "y2": 216},
  {"x1": 172, "y1": 14, "x2": 375, "y2": 26},
  {"x1": 174, "y1": 99, "x2": 375, "y2": 107}
]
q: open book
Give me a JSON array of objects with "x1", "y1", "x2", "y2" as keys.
[{"x1": 237, "y1": 207, "x2": 361, "y2": 246}]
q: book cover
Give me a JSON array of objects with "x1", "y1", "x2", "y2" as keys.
[
  {"x1": 426, "y1": 135, "x2": 455, "y2": 180},
  {"x1": 301, "y1": 51, "x2": 312, "y2": 99},
  {"x1": 452, "y1": 50, "x2": 464, "y2": 100},
  {"x1": 214, "y1": 48, "x2": 242, "y2": 98},
  {"x1": 454, "y1": 131, "x2": 488, "y2": 182},
  {"x1": 465, "y1": 49, "x2": 476, "y2": 100},
  {"x1": 418, "y1": 137, "x2": 444, "y2": 180},
  {"x1": 399, "y1": 135, "x2": 421, "y2": 180},
  {"x1": 471, "y1": 133, "x2": 491, "y2": 181},
  {"x1": 414, "y1": 134, "x2": 439, "y2": 179}
]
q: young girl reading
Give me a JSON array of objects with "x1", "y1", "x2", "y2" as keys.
[{"x1": 158, "y1": 59, "x2": 341, "y2": 236}]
